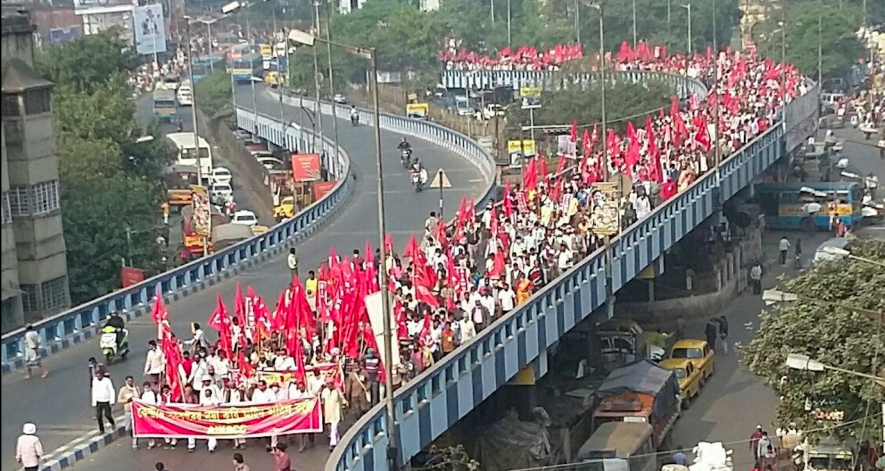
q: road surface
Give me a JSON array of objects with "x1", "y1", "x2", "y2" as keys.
[
  {"x1": 667, "y1": 123, "x2": 885, "y2": 468},
  {"x1": 0, "y1": 83, "x2": 488, "y2": 471}
]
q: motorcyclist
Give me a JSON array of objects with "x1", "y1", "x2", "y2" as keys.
[
  {"x1": 104, "y1": 311, "x2": 125, "y2": 348},
  {"x1": 419, "y1": 167, "x2": 428, "y2": 188},
  {"x1": 398, "y1": 137, "x2": 412, "y2": 152},
  {"x1": 411, "y1": 158, "x2": 422, "y2": 174},
  {"x1": 350, "y1": 106, "x2": 359, "y2": 124}
]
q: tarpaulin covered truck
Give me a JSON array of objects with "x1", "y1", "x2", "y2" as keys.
[{"x1": 592, "y1": 360, "x2": 681, "y2": 449}]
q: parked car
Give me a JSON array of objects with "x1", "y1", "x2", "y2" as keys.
[
  {"x1": 210, "y1": 167, "x2": 233, "y2": 185},
  {"x1": 333, "y1": 93, "x2": 347, "y2": 104},
  {"x1": 231, "y1": 210, "x2": 258, "y2": 227}
]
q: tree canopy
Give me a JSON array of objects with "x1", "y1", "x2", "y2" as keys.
[
  {"x1": 194, "y1": 70, "x2": 234, "y2": 118},
  {"x1": 37, "y1": 28, "x2": 173, "y2": 304},
  {"x1": 505, "y1": 78, "x2": 674, "y2": 136},
  {"x1": 741, "y1": 239, "x2": 885, "y2": 442},
  {"x1": 755, "y1": 3, "x2": 865, "y2": 79}
]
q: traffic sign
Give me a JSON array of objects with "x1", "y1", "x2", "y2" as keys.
[{"x1": 429, "y1": 169, "x2": 452, "y2": 188}]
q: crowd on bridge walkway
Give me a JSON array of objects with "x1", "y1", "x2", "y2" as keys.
[{"x1": 28, "y1": 42, "x2": 809, "y2": 462}]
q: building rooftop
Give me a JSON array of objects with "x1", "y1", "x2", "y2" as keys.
[
  {"x1": 1, "y1": 58, "x2": 52, "y2": 93},
  {"x1": 1, "y1": 5, "x2": 36, "y2": 36}
]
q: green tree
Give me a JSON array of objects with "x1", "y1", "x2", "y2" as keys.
[
  {"x1": 35, "y1": 28, "x2": 136, "y2": 94},
  {"x1": 415, "y1": 445, "x2": 481, "y2": 471},
  {"x1": 756, "y1": 3, "x2": 864, "y2": 79},
  {"x1": 61, "y1": 175, "x2": 165, "y2": 304},
  {"x1": 741, "y1": 239, "x2": 885, "y2": 442},
  {"x1": 37, "y1": 30, "x2": 173, "y2": 303},
  {"x1": 505, "y1": 78, "x2": 674, "y2": 136},
  {"x1": 194, "y1": 70, "x2": 234, "y2": 118}
]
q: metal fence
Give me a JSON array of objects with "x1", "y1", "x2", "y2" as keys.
[{"x1": 0, "y1": 121, "x2": 352, "y2": 373}]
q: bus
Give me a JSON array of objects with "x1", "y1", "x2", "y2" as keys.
[
  {"x1": 191, "y1": 55, "x2": 227, "y2": 83},
  {"x1": 573, "y1": 422, "x2": 656, "y2": 471},
  {"x1": 152, "y1": 87, "x2": 177, "y2": 122},
  {"x1": 166, "y1": 132, "x2": 213, "y2": 176},
  {"x1": 755, "y1": 182, "x2": 864, "y2": 231},
  {"x1": 228, "y1": 53, "x2": 263, "y2": 83}
]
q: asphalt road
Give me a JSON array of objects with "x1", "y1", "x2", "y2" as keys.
[
  {"x1": 0, "y1": 84, "x2": 487, "y2": 471},
  {"x1": 667, "y1": 124, "x2": 885, "y2": 469}
]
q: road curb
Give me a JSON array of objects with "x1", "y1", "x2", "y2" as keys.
[{"x1": 30, "y1": 419, "x2": 126, "y2": 471}]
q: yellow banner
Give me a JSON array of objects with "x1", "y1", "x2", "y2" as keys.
[
  {"x1": 406, "y1": 103, "x2": 429, "y2": 118},
  {"x1": 519, "y1": 87, "x2": 541, "y2": 98}
]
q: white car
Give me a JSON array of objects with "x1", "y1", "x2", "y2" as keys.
[
  {"x1": 231, "y1": 210, "x2": 258, "y2": 227},
  {"x1": 333, "y1": 93, "x2": 347, "y2": 104},
  {"x1": 210, "y1": 182, "x2": 233, "y2": 201},
  {"x1": 210, "y1": 167, "x2": 233, "y2": 185}
]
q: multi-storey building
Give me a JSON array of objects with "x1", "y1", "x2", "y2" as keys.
[{"x1": 1, "y1": 6, "x2": 70, "y2": 332}]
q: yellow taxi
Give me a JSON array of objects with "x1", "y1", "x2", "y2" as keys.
[
  {"x1": 659, "y1": 358, "x2": 702, "y2": 408},
  {"x1": 273, "y1": 196, "x2": 297, "y2": 221},
  {"x1": 668, "y1": 339, "x2": 714, "y2": 379}
]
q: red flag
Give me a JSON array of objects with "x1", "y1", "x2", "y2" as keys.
[
  {"x1": 523, "y1": 157, "x2": 538, "y2": 191},
  {"x1": 208, "y1": 294, "x2": 234, "y2": 359},
  {"x1": 150, "y1": 294, "x2": 168, "y2": 325},
  {"x1": 693, "y1": 115, "x2": 712, "y2": 152},
  {"x1": 489, "y1": 207, "x2": 499, "y2": 236},
  {"x1": 538, "y1": 154, "x2": 549, "y2": 186},
  {"x1": 234, "y1": 283, "x2": 247, "y2": 342},
  {"x1": 569, "y1": 119, "x2": 578, "y2": 144},
  {"x1": 402, "y1": 235, "x2": 420, "y2": 259},
  {"x1": 502, "y1": 180, "x2": 513, "y2": 219},
  {"x1": 582, "y1": 129, "x2": 591, "y2": 156}
]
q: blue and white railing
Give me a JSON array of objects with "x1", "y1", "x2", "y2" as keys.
[
  {"x1": 0, "y1": 116, "x2": 352, "y2": 373},
  {"x1": 327, "y1": 75, "x2": 818, "y2": 471}
]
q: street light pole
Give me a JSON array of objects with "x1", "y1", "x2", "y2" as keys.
[
  {"x1": 369, "y1": 48, "x2": 398, "y2": 471},
  {"x1": 781, "y1": 0, "x2": 787, "y2": 66},
  {"x1": 632, "y1": 0, "x2": 637, "y2": 50},
  {"x1": 324, "y1": 0, "x2": 341, "y2": 178},
  {"x1": 312, "y1": 1, "x2": 324, "y2": 154},
  {"x1": 685, "y1": 3, "x2": 692, "y2": 53}
]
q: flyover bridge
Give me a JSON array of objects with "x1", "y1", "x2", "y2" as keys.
[{"x1": 326, "y1": 69, "x2": 819, "y2": 471}]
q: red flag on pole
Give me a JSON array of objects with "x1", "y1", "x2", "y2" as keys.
[
  {"x1": 208, "y1": 294, "x2": 234, "y2": 360},
  {"x1": 523, "y1": 157, "x2": 538, "y2": 191},
  {"x1": 402, "y1": 235, "x2": 420, "y2": 259},
  {"x1": 502, "y1": 180, "x2": 513, "y2": 219},
  {"x1": 233, "y1": 283, "x2": 247, "y2": 343}
]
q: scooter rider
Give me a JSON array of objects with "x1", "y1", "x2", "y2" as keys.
[
  {"x1": 104, "y1": 311, "x2": 126, "y2": 349},
  {"x1": 398, "y1": 137, "x2": 412, "y2": 152},
  {"x1": 350, "y1": 106, "x2": 359, "y2": 124}
]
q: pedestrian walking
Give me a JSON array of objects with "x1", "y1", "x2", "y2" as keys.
[
  {"x1": 287, "y1": 248, "x2": 299, "y2": 282},
  {"x1": 16, "y1": 423, "x2": 44, "y2": 471},
  {"x1": 232, "y1": 452, "x2": 250, "y2": 471},
  {"x1": 704, "y1": 318, "x2": 719, "y2": 351},
  {"x1": 750, "y1": 262, "x2": 763, "y2": 295},
  {"x1": 750, "y1": 425, "x2": 764, "y2": 461},
  {"x1": 91, "y1": 371, "x2": 116, "y2": 433},
  {"x1": 140, "y1": 382, "x2": 158, "y2": 449},
  {"x1": 117, "y1": 375, "x2": 141, "y2": 449},
  {"x1": 793, "y1": 238, "x2": 802, "y2": 269},
  {"x1": 779, "y1": 236, "x2": 791, "y2": 265},
  {"x1": 23, "y1": 325, "x2": 48, "y2": 379},
  {"x1": 322, "y1": 378, "x2": 347, "y2": 449},
  {"x1": 715, "y1": 315, "x2": 729, "y2": 355},
  {"x1": 756, "y1": 430, "x2": 775, "y2": 464}
]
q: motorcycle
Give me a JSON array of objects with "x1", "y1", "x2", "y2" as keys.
[
  {"x1": 400, "y1": 148, "x2": 412, "y2": 168},
  {"x1": 411, "y1": 170, "x2": 424, "y2": 192},
  {"x1": 351, "y1": 113, "x2": 359, "y2": 126},
  {"x1": 99, "y1": 325, "x2": 130, "y2": 364}
]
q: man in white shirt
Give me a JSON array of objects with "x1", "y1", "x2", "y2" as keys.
[
  {"x1": 497, "y1": 283, "x2": 516, "y2": 313},
  {"x1": 139, "y1": 382, "x2": 158, "y2": 449},
  {"x1": 778, "y1": 236, "x2": 791, "y2": 265},
  {"x1": 197, "y1": 389, "x2": 220, "y2": 452},
  {"x1": 273, "y1": 349, "x2": 296, "y2": 371},
  {"x1": 287, "y1": 248, "x2": 299, "y2": 281},
  {"x1": 91, "y1": 373, "x2": 116, "y2": 433},
  {"x1": 459, "y1": 315, "x2": 477, "y2": 343},
  {"x1": 143, "y1": 340, "x2": 165, "y2": 385}
]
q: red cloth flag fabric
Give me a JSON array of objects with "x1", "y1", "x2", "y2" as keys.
[
  {"x1": 538, "y1": 154, "x2": 549, "y2": 186},
  {"x1": 502, "y1": 181, "x2": 513, "y2": 219},
  {"x1": 618, "y1": 41, "x2": 635, "y2": 63},
  {"x1": 249, "y1": 287, "x2": 272, "y2": 340},
  {"x1": 569, "y1": 120, "x2": 578, "y2": 145},
  {"x1": 161, "y1": 336, "x2": 184, "y2": 400},
  {"x1": 693, "y1": 116, "x2": 712, "y2": 152},
  {"x1": 234, "y1": 283, "x2": 247, "y2": 344},
  {"x1": 581, "y1": 129, "x2": 591, "y2": 157},
  {"x1": 402, "y1": 235, "x2": 420, "y2": 259},
  {"x1": 208, "y1": 294, "x2": 234, "y2": 360},
  {"x1": 523, "y1": 157, "x2": 538, "y2": 191},
  {"x1": 489, "y1": 207, "x2": 499, "y2": 236}
]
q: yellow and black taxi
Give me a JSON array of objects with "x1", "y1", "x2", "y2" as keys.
[
  {"x1": 659, "y1": 358, "x2": 702, "y2": 407},
  {"x1": 668, "y1": 339, "x2": 715, "y2": 379}
]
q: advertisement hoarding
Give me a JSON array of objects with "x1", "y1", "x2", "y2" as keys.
[{"x1": 133, "y1": 4, "x2": 167, "y2": 56}]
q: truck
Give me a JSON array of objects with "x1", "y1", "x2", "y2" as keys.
[
  {"x1": 801, "y1": 438, "x2": 853, "y2": 471},
  {"x1": 592, "y1": 359, "x2": 681, "y2": 449}
]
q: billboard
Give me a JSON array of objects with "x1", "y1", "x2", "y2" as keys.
[
  {"x1": 291, "y1": 153, "x2": 321, "y2": 181},
  {"x1": 73, "y1": 0, "x2": 136, "y2": 14},
  {"x1": 406, "y1": 103, "x2": 429, "y2": 119},
  {"x1": 133, "y1": 4, "x2": 167, "y2": 56}
]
